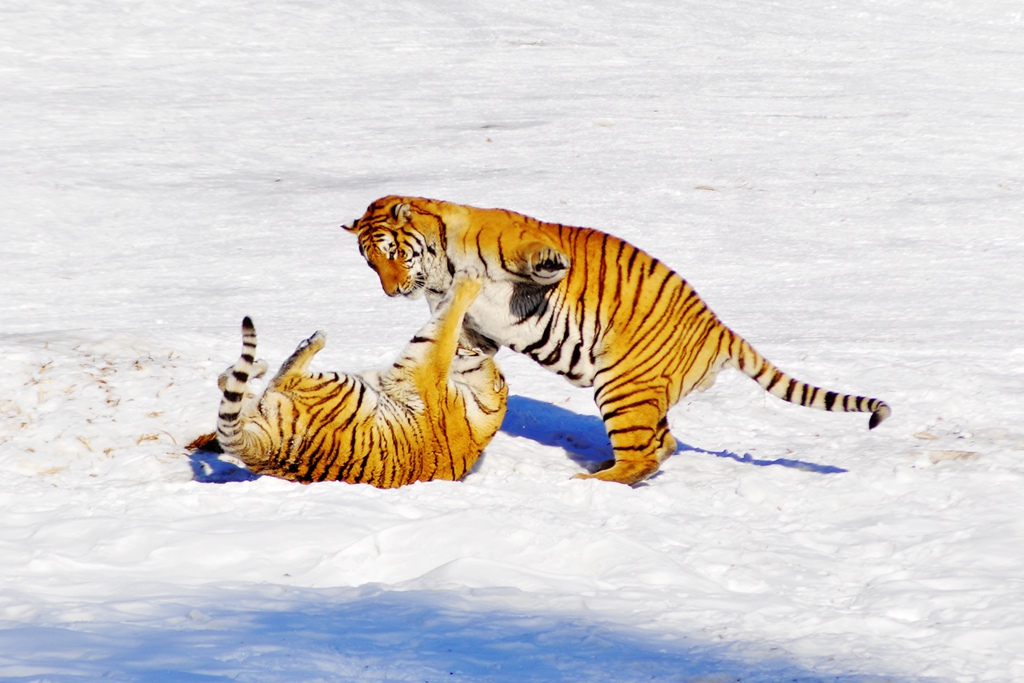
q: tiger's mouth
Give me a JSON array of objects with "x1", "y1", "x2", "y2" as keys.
[{"x1": 396, "y1": 274, "x2": 427, "y2": 299}]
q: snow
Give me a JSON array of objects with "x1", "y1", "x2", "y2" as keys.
[{"x1": 2, "y1": 0, "x2": 1023, "y2": 680}]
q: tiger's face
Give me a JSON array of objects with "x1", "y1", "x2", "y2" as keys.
[
  {"x1": 343, "y1": 197, "x2": 449, "y2": 300},
  {"x1": 358, "y1": 228, "x2": 427, "y2": 298}
]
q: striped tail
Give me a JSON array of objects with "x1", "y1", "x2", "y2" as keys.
[
  {"x1": 217, "y1": 316, "x2": 261, "y2": 452},
  {"x1": 732, "y1": 337, "x2": 891, "y2": 429}
]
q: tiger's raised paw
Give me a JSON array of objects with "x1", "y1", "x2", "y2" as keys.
[
  {"x1": 452, "y1": 268, "x2": 484, "y2": 296},
  {"x1": 525, "y1": 244, "x2": 569, "y2": 285},
  {"x1": 297, "y1": 331, "x2": 327, "y2": 353},
  {"x1": 454, "y1": 266, "x2": 483, "y2": 283},
  {"x1": 251, "y1": 359, "x2": 270, "y2": 380}
]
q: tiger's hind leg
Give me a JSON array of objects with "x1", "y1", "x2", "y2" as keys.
[
  {"x1": 267, "y1": 330, "x2": 327, "y2": 387},
  {"x1": 575, "y1": 385, "x2": 676, "y2": 486}
]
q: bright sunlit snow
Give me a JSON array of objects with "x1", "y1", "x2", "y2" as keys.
[{"x1": 2, "y1": 1, "x2": 1023, "y2": 681}]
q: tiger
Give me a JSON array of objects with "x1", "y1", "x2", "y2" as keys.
[
  {"x1": 342, "y1": 195, "x2": 891, "y2": 486},
  {"x1": 213, "y1": 268, "x2": 508, "y2": 487}
]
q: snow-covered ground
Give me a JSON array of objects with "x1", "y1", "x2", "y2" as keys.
[{"x1": 2, "y1": 1, "x2": 1023, "y2": 681}]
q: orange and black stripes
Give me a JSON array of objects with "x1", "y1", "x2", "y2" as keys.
[
  {"x1": 214, "y1": 269, "x2": 507, "y2": 487},
  {"x1": 734, "y1": 337, "x2": 891, "y2": 428},
  {"x1": 344, "y1": 196, "x2": 891, "y2": 485}
]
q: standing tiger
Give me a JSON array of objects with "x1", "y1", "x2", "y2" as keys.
[
  {"x1": 342, "y1": 195, "x2": 891, "y2": 486},
  {"x1": 215, "y1": 268, "x2": 508, "y2": 487}
]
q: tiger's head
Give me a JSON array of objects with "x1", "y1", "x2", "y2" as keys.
[{"x1": 342, "y1": 196, "x2": 449, "y2": 300}]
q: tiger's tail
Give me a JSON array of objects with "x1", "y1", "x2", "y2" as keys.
[
  {"x1": 217, "y1": 316, "x2": 269, "y2": 456},
  {"x1": 731, "y1": 337, "x2": 891, "y2": 429}
]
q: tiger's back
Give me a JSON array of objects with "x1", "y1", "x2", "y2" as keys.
[
  {"x1": 345, "y1": 196, "x2": 890, "y2": 486},
  {"x1": 215, "y1": 271, "x2": 508, "y2": 487}
]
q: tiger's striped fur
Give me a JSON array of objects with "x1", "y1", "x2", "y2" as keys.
[
  {"x1": 216, "y1": 269, "x2": 507, "y2": 487},
  {"x1": 343, "y1": 195, "x2": 891, "y2": 486}
]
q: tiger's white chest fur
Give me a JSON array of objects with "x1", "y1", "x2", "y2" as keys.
[{"x1": 428, "y1": 279, "x2": 599, "y2": 388}]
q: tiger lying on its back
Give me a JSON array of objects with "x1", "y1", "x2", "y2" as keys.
[
  {"x1": 343, "y1": 195, "x2": 891, "y2": 486},
  {"x1": 215, "y1": 269, "x2": 507, "y2": 487}
]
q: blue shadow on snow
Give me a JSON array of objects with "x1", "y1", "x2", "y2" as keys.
[
  {"x1": 501, "y1": 394, "x2": 847, "y2": 475},
  {"x1": 187, "y1": 394, "x2": 845, "y2": 484},
  {"x1": 0, "y1": 585, "x2": 914, "y2": 683},
  {"x1": 187, "y1": 437, "x2": 260, "y2": 483}
]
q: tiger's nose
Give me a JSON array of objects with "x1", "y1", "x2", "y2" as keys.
[
  {"x1": 376, "y1": 260, "x2": 406, "y2": 296},
  {"x1": 381, "y1": 277, "x2": 402, "y2": 297}
]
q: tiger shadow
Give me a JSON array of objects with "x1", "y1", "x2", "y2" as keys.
[
  {"x1": 187, "y1": 435, "x2": 261, "y2": 484},
  {"x1": 189, "y1": 396, "x2": 846, "y2": 484},
  {"x1": 500, "y1": 395, "x2": 847, "y2": 476}
]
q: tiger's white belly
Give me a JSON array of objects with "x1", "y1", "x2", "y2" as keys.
[{"x1": 434, "y1": 280, "x2": 599, "y2": 388}]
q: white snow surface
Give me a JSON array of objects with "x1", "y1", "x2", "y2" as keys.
[{"x1": 2, "y1": 1, "x2": 1023, "y2": 681}]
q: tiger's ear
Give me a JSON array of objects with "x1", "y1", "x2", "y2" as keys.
[
  {"x1": 341, "y1": 219, "x2": 360, "y2": 233},
  {"x1": 390, "y1": 202, "x2": 412, "y2": 222}
]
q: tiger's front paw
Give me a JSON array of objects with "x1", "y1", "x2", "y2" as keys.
[
  {"x1": 452, "y1": 267, "x2": 483, "y2": 297},
  {"x1": 297, "y1": 331, "x2": 327, "y2": 354},
  {"x1": 454, "y1": 344, "x2": 482, "y2": 358},
  {"x1": 454, "y1": 266, "x2": 483, "y2": 283},
  {"x1": 525, "y1": 244, "x2": 569, "y2": 285},
  {"x1": 251, "y1": 359, "x2": 269, "y2": 380}
]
